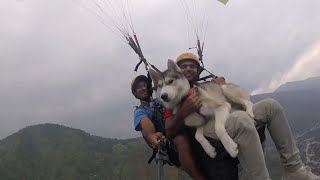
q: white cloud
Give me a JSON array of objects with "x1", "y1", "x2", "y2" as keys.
[{"x1": 251, "y1": 42, "x2": 320, "y2": 95}]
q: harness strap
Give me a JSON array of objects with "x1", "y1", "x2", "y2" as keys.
[
  {"x1": 197, "y1": 74, "x2": 215, "y2": 82},
  {"x1": 148, "y1": 148, "x2": 158, "y2": 164},
  {"x1": 134, "y1": 60, "x2": 143, "y2": 72}
]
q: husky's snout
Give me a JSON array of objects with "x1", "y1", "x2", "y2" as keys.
[{"x1": 161, "y1": 93, "x2": 170, "y2": 102}]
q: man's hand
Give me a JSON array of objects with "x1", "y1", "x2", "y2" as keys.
[
  {"x1": 147, "y1": 132, "x2": 166, "y2": 147},
  {"x1": 212, "y1": 76, "x2": 226, "y2": 85},
  {"x1": 179, "y1": 93, "x2": 202, "y2": 120}
]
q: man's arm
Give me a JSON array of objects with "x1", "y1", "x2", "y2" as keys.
[
  {"x1": 165, "y1": 94, "x2": 202, "y2": 139},
  {"x1": 165, "y1": 76, "x2": 224, "y2": 139},
  {"x1": 212, "y1": 76, "x2": 226, "y2": 85},
  {"x1": 134, "y1": 108, "x2": 165, "y2": 147},
  {"x1": 165, "y1": 112, "x2": 186, "y2": 140},
  {"x1": 140, "y1": 117, "x2": 165, "y2": 147}
]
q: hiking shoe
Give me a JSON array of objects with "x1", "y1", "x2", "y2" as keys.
[{"x1": 282, "y1": 166, "x2": 320, "y2": 180}]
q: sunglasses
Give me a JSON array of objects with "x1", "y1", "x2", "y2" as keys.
[{"x1": 179, "y1": 63, "x2": 198, "y2": 69}]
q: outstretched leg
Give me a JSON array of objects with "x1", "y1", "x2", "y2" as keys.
[{"x1": 254, "y1": 98, "x2": 319, "y2": 179}]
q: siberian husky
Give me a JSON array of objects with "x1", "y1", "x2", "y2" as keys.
[{"x1": 149, "y1": 59, "x2": 254, "y2": 158}]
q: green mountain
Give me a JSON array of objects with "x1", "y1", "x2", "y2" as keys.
[
  {"x1": 0, "y1": 124, "x2": 181, "y2": 180},
  {"x1": 0, "y1": 123, "x2": 319, "y2": 180}
]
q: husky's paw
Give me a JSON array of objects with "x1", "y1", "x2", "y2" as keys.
[
  {"x1": 247, "y1": 110, "x2": 254, "y2": 119},
  {"x1": 204, "y1": 146, "x2": 217, "y2": 158},
  {"x1": 225, "y1": 141, "x2": 239, "y2": 158},
  {"x1": 244, "y1": 101, "x2": 254, "y2": 119}
]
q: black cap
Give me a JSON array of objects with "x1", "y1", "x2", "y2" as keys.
[{"x1": 131, "y1": 75, "x2": 152, "y2": 98}]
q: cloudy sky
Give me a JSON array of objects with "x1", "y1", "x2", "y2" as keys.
[{"x1": 1, "y1": 0, "x2": 320, "y2": 139}]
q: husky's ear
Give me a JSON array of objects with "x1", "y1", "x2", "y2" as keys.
[
  {"x1": 149, "y1": 68, "x2": 161, "y2": 88},
  {"x1": 167, "y1": 59, "x2": 181, "y2": 72}
]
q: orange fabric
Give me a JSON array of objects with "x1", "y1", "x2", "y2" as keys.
[
  {"x1": 164, "y1": 88, "x2": 195, "y2": 119},
  {"x1": 188, "y1": 88, "x2": 195, "y2": 96},
  {"x1": 164, "y1": 109, "x2": 173, "y2": 119}
]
